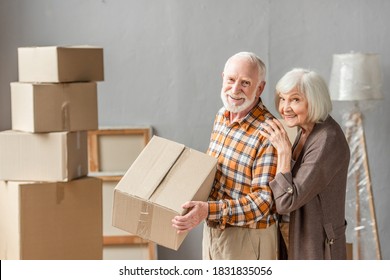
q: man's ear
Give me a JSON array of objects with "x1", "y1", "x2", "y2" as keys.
[{"x1": 257, "y1": 81, "x2": 266, "y2": 97}]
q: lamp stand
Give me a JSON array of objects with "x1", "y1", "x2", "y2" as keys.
[{"x1": 344, "y1": 106, "x2": 382, "y2": 260}]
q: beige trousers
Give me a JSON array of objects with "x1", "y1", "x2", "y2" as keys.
[{"x1": 202, "y1": 223, "x2": 277, "y2": 260}]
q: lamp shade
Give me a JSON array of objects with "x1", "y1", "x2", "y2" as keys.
[{"x1": 329, "y1": 53, "x2": 383, "y2": 101}]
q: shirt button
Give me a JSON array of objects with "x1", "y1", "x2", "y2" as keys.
[{"x1": 287, "y1": 187, "x2": 293, "y2": 194}]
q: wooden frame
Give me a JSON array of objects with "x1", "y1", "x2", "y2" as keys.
[
  {"x1": 87, "y1": 127, "x2": 156, "y2": 259},
  {"x1": 88, "y1": 127, "x2": 152, "y2": 180},
  {"x1": 103, "y1": 236, "x2": 157, "y2": 260}
]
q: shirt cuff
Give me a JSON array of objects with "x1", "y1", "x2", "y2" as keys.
[{"x1": 207, "y1": 200, "x2": 229, "y2": 229}]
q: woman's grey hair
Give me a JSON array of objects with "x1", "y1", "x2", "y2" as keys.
[
  {"x1": 275, "y1": 68, "x2": 332, "y2": 123},
  {"x1": 224, "y1": 52, "x2": 266, "y2": 82}
]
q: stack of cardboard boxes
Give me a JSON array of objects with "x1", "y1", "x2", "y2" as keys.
[{"x1": 0, "y1": 46, "x2": 104, "y2": 260}]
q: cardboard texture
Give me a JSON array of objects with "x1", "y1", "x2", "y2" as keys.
[
  {"x1": 11, "y1": 82, "x2": 98, "y2": 133},
  {"x1": 0, "y1": 130, "x2": 88, "y2": 182},
  {"x1": 18, "y1": 46, "x2": 104, "y2": 82},
  {"x1": 0, "y1": 177, "x2": 103, "y2": 260},
  {"x1": 112, "y1": 136, "x2": 217, "y2": 250}
]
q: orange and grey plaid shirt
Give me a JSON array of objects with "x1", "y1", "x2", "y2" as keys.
[{"x1": 207, "y1": 99, "x2": 278, "y2": 229}]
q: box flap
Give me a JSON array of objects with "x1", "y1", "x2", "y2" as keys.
[
  {"x1": 150, "y1": 148, "x2": 217, "y2": 213},
  {"x1": 115, "y1": 136, "x2": 185, "y2": 199}
]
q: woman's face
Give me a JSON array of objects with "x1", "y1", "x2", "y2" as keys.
[{"x1": 278, "y1": 87, "x2": 310, "y2": 128}]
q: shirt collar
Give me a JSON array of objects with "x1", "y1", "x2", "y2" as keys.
[{"x1": 224, "y1": 98, "x2": 265, "y2": 130}]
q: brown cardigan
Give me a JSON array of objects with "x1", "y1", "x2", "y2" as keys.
[{"x1": 270, "y1": 116, "x2": 350, "y2": 260}]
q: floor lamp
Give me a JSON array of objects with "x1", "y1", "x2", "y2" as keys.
[{"x1": 329, "y1": 52, "x2": 382, "y2": 260}]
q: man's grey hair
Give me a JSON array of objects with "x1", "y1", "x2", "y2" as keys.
[{"x1": 224, "y1": 51, "x2": 266, "y2": 82}]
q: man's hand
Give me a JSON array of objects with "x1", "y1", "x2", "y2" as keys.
[{"x1": 171, "y1": 201, "x2": 208, "y2": 234}]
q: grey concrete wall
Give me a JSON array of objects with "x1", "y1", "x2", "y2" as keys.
[{"x1": 0, "y1": 0, "x2": 389, "y2": 260}]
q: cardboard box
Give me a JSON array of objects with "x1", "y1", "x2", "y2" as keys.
[
  {"x1": 112, "y1": 136, "x2": 217, "y2": 250},
  {"x1": 0, "y1": 177, "x2": 103, "y2": 260},
  {"x1": 18, "y1": 46, "x2": 104, "y2": 82},
  {"x1": 0, "y1": 130, "x2": 88, "y2": 182},
  {"x1": 11, "y1": 82, "x2": 98, "y2": 133}
]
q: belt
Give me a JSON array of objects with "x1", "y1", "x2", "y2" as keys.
[
  {"x1": 207, "y1": 221, "x2": 236, "y2": 229},
  {"x1": 207, "y1": 220, "x2": 276, "y2": 229}
]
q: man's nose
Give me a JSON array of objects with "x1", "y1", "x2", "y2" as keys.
[{"x1": 231, "y1": 81, "x2": 241, "y2": 93}]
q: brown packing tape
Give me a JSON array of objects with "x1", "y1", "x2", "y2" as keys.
[
  {"x1": 77, "y1": 165, "x2": 82, "y2": 178},
  {"x1": 76, "y1": 131, "x2": 81, "y2": 149},
  {"x1": 61, "y1": 101, "x2": 70, "y2": 130},
  {"x1": 76, "y1": 131, "x2": 82, "y2": 177},
  {"x1": 137, "y1": 201, "x2": 153, "y2": 240},
  {"x1": 56, "y1": 183, "x2": 65, "y2": 204}
]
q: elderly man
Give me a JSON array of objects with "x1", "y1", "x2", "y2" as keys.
[{"x1": 172, "y1": 52, "x2": 278, "y2": 260}]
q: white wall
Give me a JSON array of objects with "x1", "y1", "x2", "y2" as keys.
[{"x1": 0, "y1": 0, "x2": 389, "y2": 260}]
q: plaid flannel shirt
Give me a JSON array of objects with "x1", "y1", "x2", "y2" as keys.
[{"x1": 207, "y1": 99, "x2": 278, "y2": 229}]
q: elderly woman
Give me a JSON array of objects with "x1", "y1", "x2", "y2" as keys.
[{"x1": 260, "y1": 68, "x2": 350, "y2": 260}]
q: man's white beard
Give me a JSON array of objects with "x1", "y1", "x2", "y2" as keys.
[{"x1": 221, "y1": 89, "x2": 257, "y2": 113}]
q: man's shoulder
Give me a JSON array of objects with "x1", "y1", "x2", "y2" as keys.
[
  {"x1": 263, "y1": 110, "x2": 277, "y2": 120},
  {"x1": 216, "y1": 106, "x2": 225, "y2": 115},
  {"x1": 261, "y1": 103, "x2": 277, "y2": 119},
  {"x1": 251, "y1": 103, "x2": 277, "y2": 122},
  {"x1": 213, "y1": 107, "x2": 226, "y2": 119}
]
